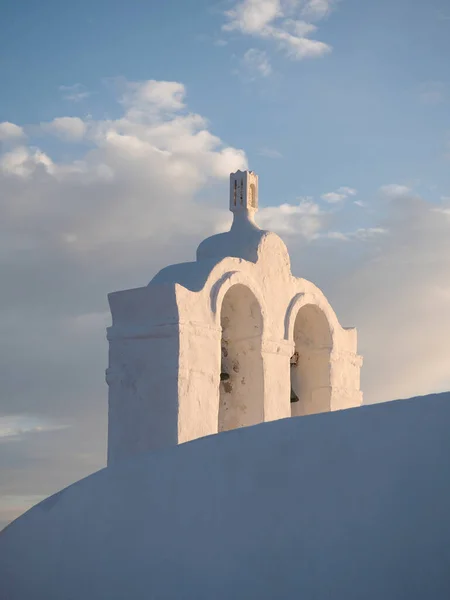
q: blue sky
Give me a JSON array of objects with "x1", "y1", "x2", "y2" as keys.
[
  {"x1": 2, "y1": 0, "x2": 450, "y2": 204},
  {"x1": 1, "y1": 0, "x2": 450, "y2": 528}
]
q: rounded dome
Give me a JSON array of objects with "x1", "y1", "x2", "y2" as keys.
[{"x1": 197, "y1": 211, "x2": 290, "y2": 272}]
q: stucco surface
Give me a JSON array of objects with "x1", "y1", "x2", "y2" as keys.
[
  {"x1": 106, "y1": 171, "x2": 362, "y2": 464},
  {"x1": 1, "y1": 392, "x2": 449, "y2": 600}
]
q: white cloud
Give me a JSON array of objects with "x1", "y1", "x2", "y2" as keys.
[
  {"x1": 321, "y1": 191, "x2": 345, "y2": 203},
  {"x1": 332, "y1": 194, "x2": 450, "y2": 404},
  {"x1": 281, "y1": 193, "x2": 450, "y2": 406},
  {"x1": 0, "y1": 122, "x2": 25, "y2": 141},
  {"x1": 0, "y1": 146, "x2": 54, "y2": 177},
  {"x1": 301, "y1": 0, "x2": 336, "y2": 20},
  {"x1": 241, "y1": 48, "x2": 272, "y2": 77},
  {"x1": 257, "y1": 198, "x2": 325, "y2": 237},
  {"x1": 380, "y1": 184, "x2": 411, "y2": 198},
  {"x1": 121, "y1": 79, "x2": 186, "y2": 115},
  {"x1": 0, "y1": 77, "x2": 248, "y2": 527},
  {"x1": 223, "y1": 0, "x2": 333, "y2": 61},
  {"x1": 321, "y1": 186, "x2": 357, "y2": 203},
  {"x1": 43, "y1": 117, "x2": 87, "y2": 141},
  {"x1": 247, "y1": 189, "x2": 450, "y2": 409},
  {"x1": 224, "y1": 0, "x2": 282, "y2": 34},
  {"x1": 353, "y1": 226, "x2": 387, "y2": 240}
]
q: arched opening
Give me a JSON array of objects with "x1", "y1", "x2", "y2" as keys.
[
  {"x1": 290, "y1": 304, "x2": 333, "y2": 417},
  {"x1": 219, "y1": 284, "x2": 264, "y2": 432}
]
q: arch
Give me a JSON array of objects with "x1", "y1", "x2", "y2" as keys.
[
  {"x1": 211, "y1": 270, "x2": 267, "y2": 330},
  {"x1": 218, "y1": 283, "x2": 264, "y2": 432},
  {"x1": 284, "y1": 292, "x2": 339, "y2": 344},
  {"x1": 288, "y1": 300, "x2": 334, "y2": 418}
]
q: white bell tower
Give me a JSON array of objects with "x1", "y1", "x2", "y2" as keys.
[{"x1": 106, "y1": 170, "x2": 363, "y2": 465}]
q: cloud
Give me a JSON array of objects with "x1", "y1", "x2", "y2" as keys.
[
  {"x1": 240, "y1": 48, "x2": 272, "y2": 77},
  {"x1": 224, "y1": 0, "x2": 282, "y2": 34},
  {"x1": 120, "y1": 79, "x2": 186, "y2": 115},
  {"x1": 0, "y1": 77, "x2": 247, "y2": 528},
  {"x1": 379, "y1": 183, "x2": 411, "y2": 198},
  {"x1": 277, "y1": 193, "x2": 450, "y2": 408},
  {"x1": 223, "y1": 0, "x2": 333, "y2": 61},
  {"x1": 257, "y1": 200, "x2": 387, "y2": 242},
  {"x1": 0, "y1": 146, "x2": 53, "y2": 177},
  {"x1": 59, "y1": 83, "x2": 91, "y2": 102},
  {"x1": 257, "y1": 198, "x2": 326, "y2": 237},
  {"x1": 0, "y1": 415, "x2": 70, "y2": 442},
  {"x1": 321, "y1": 186, "x2": 357, "y2": 203},
  {"x1": 0, "y1": 122, "x2": 25, "y2": 141},
  {"x1": 42, "y1": 117, "x2": 87, "y2": 141},
  {"x1": 258, "y1": 146, "x2": 283, "y2": 158},
  {"x1": 333, "y1": 194, "x2": 450, "y2": 404},
  {"x1": 248, "y1": 189, "x2": 450, "y2": 409},
  {"x1": 300, "y1": 0, "x2": 336, "y2": 20}
]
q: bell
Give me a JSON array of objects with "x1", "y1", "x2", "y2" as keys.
[
  {"x1": 290, "y1": 388, "x2": 299, "y2": 403},
  {"x1": 220, "y1": 372, "x2": 230, "y2": 382}
]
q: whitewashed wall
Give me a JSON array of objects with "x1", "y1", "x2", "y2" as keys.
[{"x1": 1, "y1": 392, "x2": 449, "y2": 599}]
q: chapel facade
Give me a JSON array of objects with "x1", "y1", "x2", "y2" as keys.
[{"x1": 105, "y1": 171, "x2": 363, "y2": 465}]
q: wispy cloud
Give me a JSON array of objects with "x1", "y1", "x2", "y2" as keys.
[
  {"x1": 59, "y1": 83, "x2": 91, "y2": 102},
  {"x1": 240, "y1": 48, "x2": 272, "y2": 77},
  {"x1": 379, "y1": 183, "x2": 412, "y2": 198},
  {"x1": 0, "y1": 415, "x2": 70, "y2": 442},
  {"x1": 223, "y1": 0, "x2": 335, "y2": 61},
  {"x1": 321, "y1": 186, "x2": 357, "y2": 203},
  {"x1": 258, "y1": 146, "x2": 283, "y2": 158},
  {"x1": 321, "y1": 227, "x2": 387, "y2": 242}
]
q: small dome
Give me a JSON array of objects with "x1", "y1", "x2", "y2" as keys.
[{"x1": 196, "y1": 220, "x2": 290, "y2": 272}]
